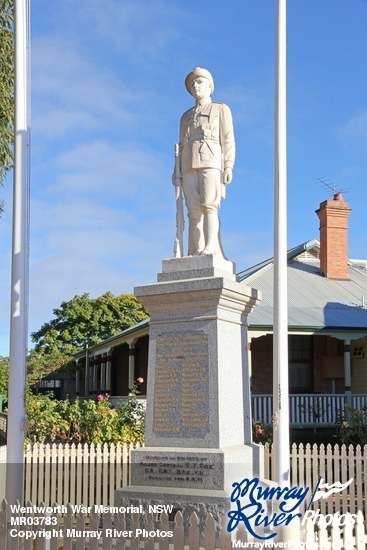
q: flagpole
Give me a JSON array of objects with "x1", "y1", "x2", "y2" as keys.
[
  {"x1": 6, "y1": 0, "x2": 31, "y2": 504},
  {"x1": 273, "y1": 0, "x2": 290, "y2": 487}
]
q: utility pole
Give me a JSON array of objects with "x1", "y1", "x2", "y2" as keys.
[
  {"x1": 273, "y1": 0, "x2": 290, "y2": 487},
  {"x1": 6, "y1": 0, "x2": 31, "y2": 505}
]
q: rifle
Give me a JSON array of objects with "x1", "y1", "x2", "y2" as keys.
[{"x1": 173, "y1": 143, "x2": 185, "y2": 258}]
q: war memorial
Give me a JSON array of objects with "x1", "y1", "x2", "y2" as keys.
[{"x1": 115, "y1": 68, "x2": 264, "y2": 531}]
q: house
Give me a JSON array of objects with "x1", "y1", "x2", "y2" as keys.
[{"x1": 46, "y1": 194, "x2": 367, "y2": 427}]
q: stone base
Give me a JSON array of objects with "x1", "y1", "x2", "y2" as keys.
[
  {"x1": 115, "y1": 486, "x2": 228, "y2": 536},
  {"x1": 115, "y1": 444, "x2": 264, "y2": 534},
  {"x1": 125, "y1": 255, "x2": 264, "y2": 536},
  {"x1": 158, "y1": 254, "x2": 236, "y2": 282}
]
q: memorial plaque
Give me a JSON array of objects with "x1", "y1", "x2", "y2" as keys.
[
  {"x1": 130, "y1": 450, "x2": 224, "y2": 490},
  {"x1": 153, "y1": 332, "x2": 209, "y2": 437}
]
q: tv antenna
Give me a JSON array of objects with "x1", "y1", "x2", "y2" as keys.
[{"x1": 314, "y1": 177, "x2": 350, "y2": 198}]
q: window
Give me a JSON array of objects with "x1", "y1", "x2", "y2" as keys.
[
  {"x1": 352, "y1": 346, "x2": 365, "y2": 359},
  {"x1": 289, "y1": 336, "x2": 313, "y2": 393}
]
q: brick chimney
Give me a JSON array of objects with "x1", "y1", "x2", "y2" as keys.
[{"x1": 316, "y1": 193, "x2": 351, "y2": 279}]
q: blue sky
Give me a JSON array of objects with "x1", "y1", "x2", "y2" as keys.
[{"x1": 1, "y1": 0, "x2": 367, "y2": 356}]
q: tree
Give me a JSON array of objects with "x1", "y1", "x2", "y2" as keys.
[
  {"x1": 0, "y1": 0, "x2": 14, "y2": 214},
  {"x1": 31, "y1": 292, "x2": 148, "y2": 356}
]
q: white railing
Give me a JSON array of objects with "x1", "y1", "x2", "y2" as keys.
[
  {"x1": 264, "y1": 442, "x2": 367, "y2": 520},
  {"x1": 252, "y1": 393, "x2": 367, "y2": 426},
  {"x1": 0, "y1": 442, "x2": 140, "y2": 506}
]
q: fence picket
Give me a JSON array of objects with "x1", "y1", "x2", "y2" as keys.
[
  {"x1": 334, "y1": 444, "x2": 341, "y2": 515},
  {"x1": 89, "y1": 443, "x2": 96, "y2": 509},
  {"x1": 115, "y1": 512, "x2": 128, "y2": 550},
  {"x1": 115, "y1": 442, "x2": 122, "y2": 490},
  {"x1": 50, "y1": 501, "x2": 59, "y2": 550},
  {"x1": 51, "y1": 444, "x2": 58, "y2": 504},
  {"x1": 122, "y1": 444, "x2": 129, "y2": 487},
  {"x1": 102, "y1": 443, "x2": 109, "y2": 505},
  {"x1": 63, "y1": 503, "x2": 74, "y2": 550},
  {"x1": 96, "y1": 443, "x2": 102, "y2": 505},
  {"x1": 298, "y1": 443, "x2": 305, "y2": 500},
  {"x1": 341, "y1": 445, "x2": 348, "y2": 514},
  {"x1": 291, "y1": 442, "x2": 298, "y2": 487},
  {"x1": 109, "y1": 443, "x2": 116, "y2": 506},
  {"x1": 64, "y1": 443, "x2": 70, "y2": 505},
  {"x1": 219, "y1": 513, "x2": 232, "y2": 550},
  {"x1": 158, "y1": 511, "x2": 170, "y2": 550},
  {"x1": 305, "y1": 443, "x2": 312, "y2": 500},
  {"x1": 348, "y1": 445, "x2": 356, "y2": 516},
  {"x1": 355, "y1": 510, "x2": 366, "y2": 549},
  {"x1": 202, "y1": 513, "x2": 216, "y2": 550},
  {"x1": 102, "y1": 510, "x2": 113, "y2": 550},
  {"x1": 317, "y1": 517, "x2": 330, "y2": 549},
  {"x1": 57, "y1": 443, "x2": 64, "y2": 505},
  {"x1": 330, "y1": 522, "x2": 342, "y2": 550},
  {"x1": 142, "y1": 512, "x2": 154, "y2": 550},
  {"x1": 70, "y1": 443, "x2": 76, "y2": 505},
  {"x1": 82, "y1": 443, "x2": 89, "y2": 508},
  {"x1": 76, "y1": 508, "x2": 86, "y2": 550},
  {"x1": 129, "y1": 512, "x2": 140, "y2": 550},
  {"x1": 172, "y1": 510, "x2": 185, "y2": 550},
  {"x1": 31, "y1": 444, "x2": 39, "y2": 504},
  {"x1": 188, "y1": 512, "x2": 200, "y2": 550},
  {"x1": 89, "y1": 510, "x2": 99, "y2": 550},
  {"x1": 23, "y1": 500, "x2": 33, "y2": 550}
]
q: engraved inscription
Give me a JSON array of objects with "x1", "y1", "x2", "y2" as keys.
[
  {"x1": 153, "y1": 333, "x2": 209, "y2": 437},
  {"x1": 136, "y1": 453, "x2": 220, "y2": 489}
]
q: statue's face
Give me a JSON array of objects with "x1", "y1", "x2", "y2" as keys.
[{"x1": 190, "y1": 77, "x2": 212, "y2": 100}]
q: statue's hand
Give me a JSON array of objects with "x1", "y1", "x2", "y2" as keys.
[
  {"x1": 172, "y1": 172, "x2": 180, "y2": 186},
  {"x1": 223, "y1": 167, "x2": 233, "y2": 185}
]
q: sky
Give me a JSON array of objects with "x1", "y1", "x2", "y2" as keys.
[{"x1": 1, "y1": 0, "x2": 367, "y2": 356}]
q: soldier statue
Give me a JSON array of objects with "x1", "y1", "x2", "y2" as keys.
[{"x1": 173, "y1": 68, "x2": 235, "y2": 258}]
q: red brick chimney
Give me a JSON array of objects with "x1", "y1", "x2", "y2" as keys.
[{"x1": 315, "y1": 193, "x2": 351, "y2": 279}]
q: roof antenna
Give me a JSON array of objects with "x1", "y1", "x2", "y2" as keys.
[{"x1": 314, "y1": 177, "x2": 350, "y2": 200}]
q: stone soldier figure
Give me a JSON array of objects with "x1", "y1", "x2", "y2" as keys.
[{"x1": 175, "y1": 67, "x2": 235, "y2": 257}]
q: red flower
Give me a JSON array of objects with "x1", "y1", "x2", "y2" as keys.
[
  {"x1": 97, "y1": 394, "x2": 104, "y2": 401},
  {"x1": 137, "y1": 377, "x2": 144, "y2": 384}
]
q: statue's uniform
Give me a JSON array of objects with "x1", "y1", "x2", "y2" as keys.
[
  {"x1": 179, "y1": 101, "x2": 235, "y2": 221},
  {"x1": 178, "y1": 100, "x2": 235, "y2": 255}
]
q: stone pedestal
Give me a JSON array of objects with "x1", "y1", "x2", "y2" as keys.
[{"x1": 115, "y1": 255, "x2": 263, "y2": 528}]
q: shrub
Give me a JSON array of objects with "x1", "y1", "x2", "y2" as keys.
[
  {"x1": 252, "y1": 420, "x2": 273, "y2": 445},
  {"x1": 25, "y1": 380, "x2": 145, "y2": 444},
  {"x1": 336, "y1": 406, "x2": 367, "y2": 446}
]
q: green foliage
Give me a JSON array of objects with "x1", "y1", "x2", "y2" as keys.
[
  {"x1": 252, "y1": 420, "x2": 273, "y2": 445},
  {"x1": 31, "y1": 292, "x2": 148, "y2": 356},
  {"x1": 117, "y1": 382, "x2": 146, "y2": 443},
  {"x1": 26, "y1": 391, "x2": 69, "y2": 443},
  {"x1": 0, "y1": 356, "x2": 9, "y2": 402},
  {"x1": 0, "y1": 0, "x2": 14, "y2": 213},
  {"x1": 26, "y1": 382, "x2": 145, "y2": 444},
  {"x1": 27, "y1": 348, "x2": 71, "y2": 387},
  {"x1": 336, "y1": 406, "x2": 367, "y2": 446}
]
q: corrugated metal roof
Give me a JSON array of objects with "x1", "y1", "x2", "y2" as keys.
[{"x1": 240, "y1": 240, "x2": 367, "y2": 330}]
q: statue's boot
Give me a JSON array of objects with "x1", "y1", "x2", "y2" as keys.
[
  {"x1": 188, "y1": 216, "x2": 204, "y2": 256},
  {"x1": 201, "y1": 212, "x2": 220, "y2": 256}
]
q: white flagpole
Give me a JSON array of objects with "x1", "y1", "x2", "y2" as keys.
[
  {"x1": 273, "y1": 0, "x2": 290, "y2": 487},
  {"x1": 6, "y1": 0, "x2": 31, "y2": 504}
]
